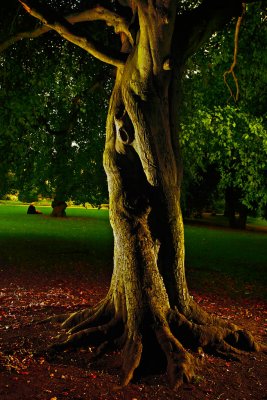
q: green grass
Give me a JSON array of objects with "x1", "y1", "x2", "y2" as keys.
[
  {"x1": 184, "y1": 225, "x2": 267, "y2": 298},
  {"x1": 0, "y1": 205, "x2": 113, "y2": 275},
  {"x1": 0, "y1": 204, "x2": 266, "y2": 298}
]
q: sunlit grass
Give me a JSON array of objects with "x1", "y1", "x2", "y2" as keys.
[
  {"x1": 0, "y1": 205, "x2": 113, "y2": 274},
  {"x1": 0, "y1": 204, "x2": 266, "y2": 298}
]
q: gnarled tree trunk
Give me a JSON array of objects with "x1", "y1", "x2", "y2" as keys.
[{"x1": 48, "y1": 5, "x2": 262, "y2": 388}]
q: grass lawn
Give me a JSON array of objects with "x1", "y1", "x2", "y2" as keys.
[
  {"x1": 184, "y1": 224, "x2": 267, "y2": 299},
  {"x1": 0, "y1": 203, "x2": 266, "y2": 299},
  {"x1": 0, "y1": 204, "x2": 113, "y2": 275}
]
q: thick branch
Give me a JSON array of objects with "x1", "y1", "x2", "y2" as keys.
[
  {"x1": 0, "y1": 6, "x2": 133, "y2": 53},
  {"x1": 19, "y1": 0, "x2": 126, "y2": 67},
  {"x1": 1, "y1": 0, "x2": 130, "y2": 67}
]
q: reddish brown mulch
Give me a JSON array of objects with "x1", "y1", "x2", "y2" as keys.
[{"x1": 0, "y1": 267, "x2": 266, "y2": 400}]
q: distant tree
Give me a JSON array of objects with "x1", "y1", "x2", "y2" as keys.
[
  {"x1": 181, "y1": 106, "x2": 267, "y2": 226},
  {"x1": 181, "y1": 3, "x2": 267, "y2": 227},
  {"x1": 0, "y1": 11, "x2": 110, "y2": 210},
  {"x1": 1, "y1": 0, "x2": 265, "y2": 388}
]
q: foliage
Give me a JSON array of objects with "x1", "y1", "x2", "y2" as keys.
[
  {"x1": 0, "y1": 7, "x2": 111, "y2": 204},
  {"x1": 0, "y1": 0, "x2": 265, "y2": 387},
  {"x1": 181, "y1": 106, "x2": 267, "y2": 210},
  {"x1": 180, "y1": 3, "x2": 267, "y2": 217}
]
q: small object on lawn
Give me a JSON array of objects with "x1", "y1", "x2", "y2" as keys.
[{"x1": 27, "y1": 203, "x2": 42, "y2": 215}]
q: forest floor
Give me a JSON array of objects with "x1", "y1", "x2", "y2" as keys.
[{"x1": 0, "y1": 264, "x2": 266, "y2": 400}]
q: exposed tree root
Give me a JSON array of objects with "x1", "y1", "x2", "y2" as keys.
[
  {"x1": 42, "y1": 297, "x2": 264, "y2": 389},
  {"x1": 121, "y1": 334, "x2": 143, "y2": 386},
  {"x1": 155, "y1": 325, "x2": 196, "y2": 388}
]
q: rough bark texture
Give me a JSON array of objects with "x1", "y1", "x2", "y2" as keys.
[{"x1": 44, "y1": 2, "x2": 264, "y2": 388}]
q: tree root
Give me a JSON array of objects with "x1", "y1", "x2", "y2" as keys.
[
  {"x1": 155, "y1": 325, "x2": 196, "y2": 388},
  {"x1": 121, "y1": 333, "x2": 143, "y2": 386},
  {"x1": 43, "y1": 300, "x2": 265, "y2": 388}
]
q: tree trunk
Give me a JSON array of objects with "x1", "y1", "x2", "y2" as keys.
[
  {"x1": 225, "y1": 187, "x2": 247, "y2": 229},
  {"x1": 50, "y1": 119, "x2": 75, "y2": 217},
  {"x1": 225, "y1": 187, "x2": 237, "y2": 227},
  {"x1": 237, "y1": 204, "x2": 248, "y2": 229},
  {"x1": 51, "y1": 199, "x2": 67, "y2": 217},
  {"x1": 47, "y1": 4, "x2": 261, "y2": 388}
]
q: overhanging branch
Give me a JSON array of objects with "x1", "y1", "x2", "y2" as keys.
[
  {"x1": 1, "y1": 0, "x2": 131, "y2": 67},
  {"x1": 19, "y1": 0, "x2": 127, "y2": 67},
  {"x1": 0, "y1": 5, "x2": 133, "y2": 53},
  {"x1": 223, "y1": 4, "x2": 246, "y2": 103}
]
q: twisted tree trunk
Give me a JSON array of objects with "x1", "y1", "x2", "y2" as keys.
[{"x1": 48, "y1": 6, "x2": 262, "y2": 387}]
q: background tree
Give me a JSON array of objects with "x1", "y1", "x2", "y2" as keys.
[
  {"x1": 0, "y1": 6, "x2": 110, "y2": 209},
  {"x1": 1, "y1": 0, "x2": 265, "y2": 388},
  {"x1": 180, "y1": 2, "x2": 267, "y2": 227}
]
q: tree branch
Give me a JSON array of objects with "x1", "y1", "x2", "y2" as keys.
[
  {"x1": 223, "y1": 4, "x2": 246, "y2": 103},
  {"x1": 19, "y1": 0, "x2": 127, "y2": 67},
  {"x1": 0, "y1": 25, "x2": 49, "y2": 52},
  {"x1": 1, "y1": 0, "x2": 131, "y2": 67}
]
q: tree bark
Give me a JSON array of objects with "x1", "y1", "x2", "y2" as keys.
[
  {"x1": 46, "y1": 4, "x2": 263, "y2": 388},
  {"x1": 225, "y1": 187, "x2": 248, "y2": 229},
  {"x1": 51, "y1": 199, "x2": 67, "y2": 217}
]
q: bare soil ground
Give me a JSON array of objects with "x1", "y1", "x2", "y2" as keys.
[{"x1": 0, "y1": 264, "x2": 266, "y2": 400}]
